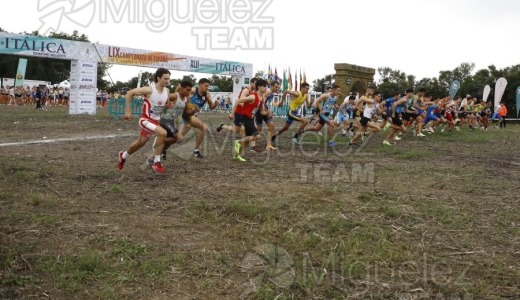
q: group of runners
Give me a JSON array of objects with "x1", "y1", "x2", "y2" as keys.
[{"x1": 117, "y1": 68, "x2": 506, "y2": 173}]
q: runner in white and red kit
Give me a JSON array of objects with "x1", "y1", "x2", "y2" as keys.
[{"x1": 118, "y1": 68, "x2": 171, "y2": 174}]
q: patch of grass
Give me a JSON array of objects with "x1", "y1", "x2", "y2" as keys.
[
  {"x1": 185, "y1": 198, "x2": 287, "y2": 224},
  {"x1": 417, "y1": 202, "x2": 455, "y2": 225},
  {"x1": 37, "y1": 249, "x2": 104, "y2": 293},
  {"x1": 0, "y1": 191, "x2": 13, "y2": 201},
  {"x1": 397, "y1": 149, "x2": 436, "y2": 159},
  {"x1": 1, "y1": 275, "x2": 35, "y2": 286},
  {"x1": 433, "y1": 130, "x2": 492, "y2": 144},
  {"x1": 28, "y1": 192, "x2": 41, "y2": 206},
  {"x1": 377, "y1": 145, "x2": 402, "y2": 155},
  {"x1": 36, "y1": 166, "x2": 53, "y2": 179},
  {"x1": 381, "y1": 206, "x2": 400, "y2": 219},
  {"x1": 14, "y1": 170, "x2": 35, "y2": 182},
  {"x1": 31, "y1": 214, "x2": 60, "y2": 225},
  {"x1": 184, "y1": 200, "x2": 219, "y2": 222},
  {"x1": 0, "y1": 248, "x2": 17, "y2": 269},
  {"x1": 357, "y1": 193, "x2": 375, "y2": 203},
  {"x1": 225, "y1": 199, "x2": 272, "y2": 222},
  {"x1": 139, "y1": 260, "x2": 167, "y2": 278},
  {"x1": 107, "y1": 185, "x2": 124, "y2": 194},
  {"x1": 324, "y1": 217, "x2": 356, "y2": 235},
  {"x1": 341, "y1": 226, "x2": 397, "y2": 262},
  {"x1": 109, "y1": 237, "x2": 146, "y2": 260}
]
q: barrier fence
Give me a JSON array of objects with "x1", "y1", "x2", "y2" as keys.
[
  {"x1": 108, "y1": 93, "x2": 323, "y2": 120},
  {"x1": 101, "y1": 95, "x2": 520, "y2": 123}
]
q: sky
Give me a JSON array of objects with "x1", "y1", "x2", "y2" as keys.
[{"x1": 2, "y1": 0, "x2": 520, "y2": 86}]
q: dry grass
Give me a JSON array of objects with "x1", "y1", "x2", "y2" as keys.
[{"x1": 0, "y1": 105, "x2": 519, "y2": 299}]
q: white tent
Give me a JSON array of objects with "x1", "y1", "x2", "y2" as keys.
[{"x1": 58, "y1": 80, "x2": 70, "y2": 88}]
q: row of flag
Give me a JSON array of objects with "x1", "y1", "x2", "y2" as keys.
[{"x1": 266, "y1": 64, "x2": 307, "y2": 91}]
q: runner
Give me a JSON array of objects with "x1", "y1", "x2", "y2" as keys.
[
  {"x1": 254, "y1": 80, "x2": 280, "y2": 150},
  {"x1": 422, "y1": 97, "x2": 445, "y2": 133},
  {"x1": 271, "y1": 82, "x2": 312, "y2": 145},
  {"x1": 177, "y1": 78, "x2": 218, "y2": 158},
  {"x1": 335, "y1": 95, "x2": 356, "y2": 137},
  {"x1": 118, "y1": 68, "x2": 171, "y2": 174},
  {"x1": 216, "y1": 78, "x2": 258, "y2": 136},
  {"x1": 349, "y1": 91, "x2": 382, "y2": 145},
  {"x1": 382, "y1": 91, "x2": 407, "y2": 146},
  {"x1": 412, "y1": 88, "x2": 427, "y2": 136},
  {"x1": 146, "y1": 80, "x2": 194, "y2": 165},
  {"x1": 301, "y1": 84, "x2": 341, "y2": 147},
  {"x1": 229, "y1": 79, "x2": 268, "y2": 162},
  {"x1": 441, "y1": 95, "x2": 457, "y2": 132}
]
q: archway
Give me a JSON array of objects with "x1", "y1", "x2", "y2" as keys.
[
  {"x1": 350, "y1": 80, "x2": 366, "y2": 96},
  {"x1": 334, "y1": 63, "x2": 375, "y2": 97},
  {"x1": 0, "y1": 32, "x2": 253, "y2": 115}
]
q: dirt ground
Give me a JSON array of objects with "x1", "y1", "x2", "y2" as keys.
[{"x1": 1, "y1": 105, "x2": 519, "y2": 299}]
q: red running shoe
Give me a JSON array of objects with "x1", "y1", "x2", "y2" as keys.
[
  {"x1": 152, "y1": 162, "x2": 165, "y2": 173},
  {"x1": 118, "y1": 151, "x2": 125, "y2": 170}
]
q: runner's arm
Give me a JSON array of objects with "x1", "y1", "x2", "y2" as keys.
[
  {"x1": 231, "y1": 95, "x2": 255, "y2": 115},
  {"x1": 315, "y1": 93, "x2": 328, "y2": 111},
  {"x1": 166, "y1": 93, "x2": 178, "y2": 109},
  {"x1": 282, "y1": 90, "x2": 300, "y2": 98},
  {"x1": 339, "y1": 100, "x2": 349, "y2": 115},
  {"x1": 391, "y1": 98, "x2": 407, "y2": 117},
  {"x1": 124, "y1": 86, "x2": 151, "y2": 119}
]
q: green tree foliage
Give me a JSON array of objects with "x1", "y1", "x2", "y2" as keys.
[
  {"x1": 374, "y1": 63, "x2": 520, "y2": 116},
  {"x1": 312, "y1": 74, "x2": 334, "y2": 92},
  {"x1": 254, "y1": 70, "x2": 265, "y2": 79},
  {"x1": 170, "y1": 74, "x2": 197, "y2": 91},
  {"x1": 209, "y1": 75, "x2": 233, "y2": 92}
]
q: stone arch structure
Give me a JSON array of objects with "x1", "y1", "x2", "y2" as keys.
[
  {"x1": 350, "y1": 80, "x2": 366, "y2": 95},
  {"x1": 334, "y1": 63, "x2": 375, "y2": 97}
]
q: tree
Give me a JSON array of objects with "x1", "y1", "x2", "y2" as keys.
[
  {"x1": 312, "y1": 62, "x2": 518, "y2": 116},
  {"x1": 210, "y1": 75, "x2": 233, "y2": 92},
  {"x1": 415, "y1": 77, "x2": 445, "y2": 99},
  {"x1": 170, "y1": 74, "x2": 197, "y2": 90},
  {"x1": 254, "y1": 70, "x2": 265, "y2": 79},
  {"x1": 49, "y1": 30, "x2": 88, "y2": 42},
  {"x1": 312, "y1": 74, "x2": 334, "y2": 92},
  {"x1": 375, "y1": 67, "x2": 414, "y2": 97}
]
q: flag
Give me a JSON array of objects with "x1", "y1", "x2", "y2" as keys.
[
  {"x1": 303, "y1": 70, "x2": 307, "y2": 85},
  {"x1": 294, "y1": 70, "x2": 298, "y2": 91},
  {"x1": 300, "y1": 69, "x2": 303, "y2": 86},
  {"x1": 283, "y1": 68, "x2": 288, "y2": 91},
  {"x1": 14, "y1": 58, "x2": 28, "y2": 88},
  {"x1": 494, "y1": 77, "x2": 507, "y2": 111},
  {"x1": 448, "y1": 80, "x2": 460, "y2": 100},
  {"x1": 482, "y1": 85, "x2": 491, "y2": 102},
  {"x1": 267, "y1": 64, "x2": 272, "y2": 85},
  {"x1": 274, "y1": 67, "x2": 279, "y2": 84},
  {"x1": 137, "y1": 71, "x2": 143, "y2": 88},
  {"x1": 288, "y1": 68, "x2": 292, "y2": 91},
  {"x1": 516, "y1": 86, "x2": 520, "y2": 119}
]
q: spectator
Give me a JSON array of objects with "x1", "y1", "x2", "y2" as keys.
[
  {"x1": 35, "y1": 87, "x2": 42, "y2": 110},
  {"x1": 498, "y1": 102, "x2": 508, "y2": 128}
]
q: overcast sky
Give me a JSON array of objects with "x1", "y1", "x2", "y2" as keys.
[{"x1": 2, "y1": 0, "x2": 520, "y2": 86}]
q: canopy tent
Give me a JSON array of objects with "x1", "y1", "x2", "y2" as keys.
[{"x1": 58, "y1": 80, "x2": 70, "y2": 88}]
